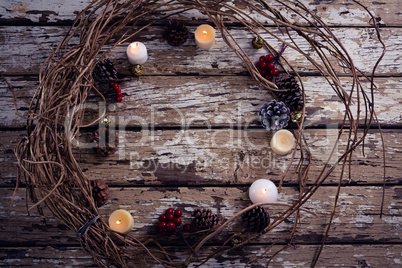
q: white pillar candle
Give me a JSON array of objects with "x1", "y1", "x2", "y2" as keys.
[
  {"x1": 108, "y1": 209, "x2": 134, "y2": 234},
  {"x1": 194, "y1": 24, "x2": 216, "y2": 50},
  {"x1": 270, "y1": 129, "x2": 295, "y2": 155},
  {"x1": 249, "y1": 179, "x2": 278, "y2": 204},
  {"x1": 126, "y1": 42, "x2": 148, "y2": 65}
]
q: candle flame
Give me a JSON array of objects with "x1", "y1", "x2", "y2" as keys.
[
  {"x1": 116, "y1": 220, "x2": 121, "y2": 225},
  {"x1": 130, "y1": 43, "x2": 138, "y2": 48},
  {"x1": 281, "y1": 138, "x2": 287, "y2": 144},
  {"x1": 263, "y1": 188, "x2": 267, "y2": 193},
  {"x1": 202, "y1": 30, "x2": 208, "y2": 35}
]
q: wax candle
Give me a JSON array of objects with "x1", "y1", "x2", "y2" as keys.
[
  {"x1": 249, "y1": 179, "x2": 278, "y2": 204},
  {"x1": 270, "y1": 129, "x2": 295, "y2": 155},
  {"x1": 126, "y1": 42, "x2": 148, "y2": 65},
  {"x1": 194, "y1": 24, "x2": 216, "y2": 50},
  {"x1": 108, "y1": 209, "x2": 134, "y2": 234}
]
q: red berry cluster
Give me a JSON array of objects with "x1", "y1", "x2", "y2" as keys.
[
  {"x1": 158, "y1": 208, "x2": 182, "y2": 235},
  {"x1": 110, "y1": 82, "x2": 123, "y2": 102},
  {"x1": 258, "y1": 54, "x2": 280, "y2": 81}
]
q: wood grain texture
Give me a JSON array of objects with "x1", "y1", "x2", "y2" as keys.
[
  {"x1": 1, "y1": 0, "x2": 401, "y2": 267},
  {"x1": 0, "y1": 26, "x2": 397, "y2": 76},
  {"x1": 1, "y1": 75, "x2": 401, "y2": 128},
  {"x1": 1, "y1": 129, "x2": 400, "y2": 186},
  {"x1": 1, "y1": 186, "x2": 401, "y2": 246},
  {"x1": 0, "y1": 0, "x2": 399, "y2": 27},
  {"x1": 1, "y1": 244, "x2": 402, "y2": 267}
]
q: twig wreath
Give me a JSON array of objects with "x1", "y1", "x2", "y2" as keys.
[{"x1": 12, "y1": 0, "x2": 386, "y2": 267}]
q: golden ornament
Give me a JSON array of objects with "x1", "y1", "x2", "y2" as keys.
[
  {"x1": 100, "y1": 116, "x2": 111, "y2": 128},
  {"x1": 291, "y1": 111, "x2": 302, "y2": 123},
  {"x1": 131, "y1": 64, "x2": 144, "y2": 77},
  {"x1": 252, "y1": 36, "x2": 264, "y2": 49}
]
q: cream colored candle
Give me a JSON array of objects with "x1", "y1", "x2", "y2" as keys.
[
  {"x1": 126, "y1": 42, "x2": 148, "y2": 65},
  {"x1": 108, "y1": 209, "x2": 134, "y2": 234},
  {"x1": 270, "y1": 129, "x2": 295, "y2": 155},
  {"x1": 249, "y1": 179, "x2": 278, "y2": 204},
  {"x1": 194, "y1": 24, "x2": 215, "y2": 50}
]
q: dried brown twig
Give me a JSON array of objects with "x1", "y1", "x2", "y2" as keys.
[{"x1": 12, "y1": 0, "x2": 385, "y2": 267}]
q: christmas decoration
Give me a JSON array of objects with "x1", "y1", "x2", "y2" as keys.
[
  {"x1": 91, "y1": 127, "x2": 119, "y2": 156},
  {"x1": 14, "y1": 0, "x2": 385, "y2": 267},
  {"x1": 100, "y1": 117, "x2": 111, "y2": 128},
  {"x1": 257, "y1": 54, "x2": 280, "y2": 81},
  {"x1": 93, "y1": 58, "x2": 117, "y2": 83},
  {"x1": 258, "y1": 100, "x2": 291, "y2": 131},
  {"x1": 157, "y1": 208, "x2": 183, "y2": 236},
  {"x1": 275, "y1": 73, "x2": 304, "y2": 112},
  {"x1": 90, "y1": 179, "x2": 109, "y2": 207},
  {"x1": 110, "y1": 82, "x2": 123, "y2": 102},
  {"x1": 242, "y1": 206, "x2": 270, "y2": 232},
  {"x1": 291, "y1": 111, "x2": 302, "y2": 123},
  {"x1": 165, "y1": 19, "x2": 189, "y2": 46},
  {"x1": 131, "y1": 64, "x2": 144, "y2": 77},
  {"x1": 191, "y1": 209, "x2": 223, "y2": 231},
  {"x1": 230, "y1": 237, "x2": 243, "y2": 248},
  {"x1": 252, "y1": 36, "x2": 264, "y2": 49}
]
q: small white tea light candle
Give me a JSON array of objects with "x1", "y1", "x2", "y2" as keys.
[
  {"x1": 249, "y1": 179, "x2": 278, "y2": 204},
  {"x1": 126, "y1": 42, "x2": 148, "y2": 65},
  {"x1": 194, "y1": 24, "x2": 216, "y2": 50},
  {"x1": 108, "y1": 209, "x2": 134, "y2": 234},
  {"x1": 270, "y1": 129, "x2": 295, "y2": 155}
]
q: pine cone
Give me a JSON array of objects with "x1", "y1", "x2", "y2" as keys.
[
  {"x1": 93, "y1": 59, "x2": 117, "y2": 84},
  {"x1": 191, "y1": 209, "x2": 223, "y2": 231},
  {"x1": 91, "y1": 128, "x2": 118, "y2": 156},
  {"x1": 274, "y1": 73, "x2": 304, "y2": 112},
  {"x1": 242, "y1": 206, "x2": 270, "y2": 232},
  {"x1": 90, "y1": 179, "x2": 109, "y2": 207},
  {"x1": 258, "y1": 100, "x2": 290, "y2": 131},
  {"x1": 165, "y1": 20, "x2": 189, "y2": 46}
]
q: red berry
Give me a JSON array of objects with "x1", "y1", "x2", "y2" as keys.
[
  {"x1": 159, "y1": 214, "x2": 167, "y2": 222},
  {"x1": 115, "y1": 96, "x2": 123, "y2": 102},
  {"x1": 265, "y1": 75, "x2": 273, "y2": 81},
  {"x1": 165, "y1": 208, "x2": 174, "y2": 215},
  {"x1": 166, "y1": 213, "x2": 174, "y2": 222},
  {"x1": 174, "y1": 209, "x2": 182, "y2": 217},
  {"x1": 116, "y1": 92, "x2": 123, "y2": 98},
  {"x1": 113, "y1": 85, "x2": 120, "y2": 91},
  {"x1": 259, "y1": 61, "x2": 267, "y2": 69},
  {"x1": 110, "y1": 82, "x2": 115, "y2": 86},
  {"x1": 173, "y1": 217, "x2": 182, "y2": 226},
  {"x1": 267, "y1": 62, "x2": 275, "y2": 70},
  {"x1": 265, "y1": 54, "x2": 274, "y2": 62},
  {"x1": 166, "y1": 222, "x2": 176, "y2": 231},
  {"x1": 270, "y1": 68, "x2": 280, "y2": 76},
  {"x1": 259, "y1": 68, "x2": 266, "y2": 76},
  {"x1": 158, "y1": 221, "x2": 167, "y2": 231},
  {"x1": 183, "y1": 224, "x2": 191, "y2": 232},
  {"x1": 259, "y1": 56, "x2": 266, "y2": 63}
]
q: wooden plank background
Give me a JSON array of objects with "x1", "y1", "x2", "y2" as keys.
[{"x1": 0, "y1": 0, "x2": 401, "y2": 267}]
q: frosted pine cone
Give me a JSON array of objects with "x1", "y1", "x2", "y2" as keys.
[{"x1": 258, "y1": 100, "x2": 290, "y2": 131}]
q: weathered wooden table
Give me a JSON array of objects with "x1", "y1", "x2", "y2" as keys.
[{"x1": 0, "y1": 0, "x2": 401, "y2": 267}]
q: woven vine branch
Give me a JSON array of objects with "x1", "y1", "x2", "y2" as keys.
[{"x1": 12, "y1": 0, "x2": 385, "y2": 267}]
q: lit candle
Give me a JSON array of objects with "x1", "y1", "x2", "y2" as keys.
[
  {"x1": 194, "y1": 24, "x2": 216, "y2": 50},
  {"x1": 126, "y1": 42, "x2": 148, "y2": 65},
  {"x1": 270, "y1": 129, "x2": 295, "y2": 155},
  {"x1": 108, "y1": 209, "x2": 134, "y2": 234},
  {"x1": 249, "y1": 179, "x2": 278, "y2": 204}
]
